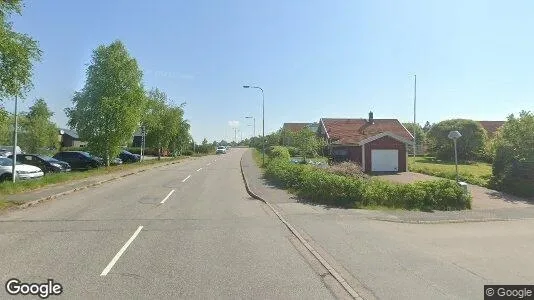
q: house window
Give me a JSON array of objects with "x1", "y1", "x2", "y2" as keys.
[{"x1": 332, "y1": 148, "x2": 348, "y2": 156}]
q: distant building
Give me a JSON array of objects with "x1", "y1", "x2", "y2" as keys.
[
  {"x1": 478, "y1": 121, "x2": 505, "y2": 137},
  {"x1": 59, "y1": 129, "x2": 87, "y2": 148}
]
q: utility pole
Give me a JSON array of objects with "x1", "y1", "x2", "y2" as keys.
[
  {"x1": 413, "y1": 74, "x2": 417, "y2": 158},
  {"x1": 11, "y1": 95, "x2": 18, "y2": 183}
]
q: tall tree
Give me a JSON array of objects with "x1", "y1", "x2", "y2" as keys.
[
  {"x1": 0, "y1": 0, "x2": 42, "y2": 99},
  {"x1": 19, "y1": 98, "x2": 58, "y2": 153},
  {"x1": 0, "y1": 106, "x2": 10, "y2": 144},
  {"x1": 294, "y1": 128, "x2": 320, "y2": 160},
  {"x1": 427, "y1": 119, "x2": 487, "y2": 161},
  {"x1": 65, "y1": 40, "x2": 145, "y2": 166},
  {"x1": 143, "y1": 88, "x2": 171, "y2": 159}
]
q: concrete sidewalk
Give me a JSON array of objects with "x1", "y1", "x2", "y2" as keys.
[
  {"x1": 240, "y1": 150, "x2": 534, "y2": 223},
  {"x1": 0, "y1": 157, "x2": 195, "y2": 207}
]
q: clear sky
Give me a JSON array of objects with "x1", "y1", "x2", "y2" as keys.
[{"x1": 4, "y1": 0, "x2": 534, "y2": 142}]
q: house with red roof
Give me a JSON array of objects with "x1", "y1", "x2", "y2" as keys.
[
  {"x1": 477, "y1": 121, "x2": 505, "y2": 137},
  {"x1": 318, "y1": 112, "x2": 414, "y2": 172}
]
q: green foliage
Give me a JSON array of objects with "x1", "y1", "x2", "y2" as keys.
[
  {"x1": 491, "y1": 111, "x2": 534, "y2": 197},
  {"x1": 294, "y1": 128, "x2": 321, "y2": 160},
  {"x1": 264, "y1": 158, "x2": 471, "y2": 210},
  {"x1": 0, "y1": 106, "x2": 10, "y2": 144},
  {"x1": 65, "y1": 40, "x2": 146, "y2": 166},
  {"x1": 269, "y1": 146, "x2": 290, "y2": 160},
  {"x1": 403, "y1": 122, "x2": 425, "y2": 146},
  {"x1": 142, "y1": 89, "x2": 189, "y2": 157},
  {"x1": 18, "y1": 98, "x2": 59, "y2": 153},
  {"x1": 427, "y1": 119, "x2": 487, "y2": 161},
  {"x1": 0, "y1": 0, "x2": 42, "y2": 99}
]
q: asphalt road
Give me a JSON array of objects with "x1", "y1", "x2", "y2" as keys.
[
  {"x1": 0, "y1": 149, "x2": 339, "y2": 299},
  {"x1": 2, "y1": 147, "x2": 533, "y2": 300}
]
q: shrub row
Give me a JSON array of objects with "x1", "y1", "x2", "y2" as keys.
[
  {"x1": 265, "y1": 158, "x2": 471, "y2": 211},
  {"x1": 269, "y1": 146, "x2": 291, "y2": 160}
]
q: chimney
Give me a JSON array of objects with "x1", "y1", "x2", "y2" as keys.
[{"x1": 368, "y1": 111, "x2": 374, "y2": 124}]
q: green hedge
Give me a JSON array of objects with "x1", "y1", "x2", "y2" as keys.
[
  {"x1": 265, "y1": 158, "x2": 471, "y2": 211},
  {"x1": 269, "y1": 146, "x2": 291, "y2": 160}
]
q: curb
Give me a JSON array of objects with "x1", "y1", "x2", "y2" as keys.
[
  {"x1": 239, "y1": 152, "x2": 363, "y2": 300},
  {"x1": 12, "y1": 159, "x2": 186, "y2": 210},
  {"x1": 367, "y1": 216, "x2": 533, "y2": 224}
]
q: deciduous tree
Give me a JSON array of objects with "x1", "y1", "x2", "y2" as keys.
[
  {"x1": 427, "y1": 119, "x2": 487, "y2": 161},
  {"x1": 0, "y1": 0, "x2": 41, "y2": 99},
  {"x1": 65, "y1": 40, "x2": 145, "y2": 166},
  {"x1": 19, "y1": 98, "x2": 58, "y2": 153}
]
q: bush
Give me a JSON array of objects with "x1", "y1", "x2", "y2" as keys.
[
  {"x1": 265, "y1": 158, "x2": 471, "y2": 210},
  {"x1": 269, "y1": 146, "x2": 291, "y2": 160},
  {"x1": 181, "y1": 150, "x2": 194, "y2": 156},
  {"x1": 287, "y1": 146, "x2": 300, "y2": 157},
  {"x1": 427, "y1": 119, "x2": 487, "y2": 161},
  {"x1": 325, "y1": 161, "x2": 368, "y2": 179},
  {"x1": 491, "y1": 111, "x2": 534, "y2": 197}
]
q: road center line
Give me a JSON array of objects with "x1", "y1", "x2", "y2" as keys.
[
  {"x1": 182, "y1": 175, "x2": 191, "y2": 182},
  {"x1": 100, "y1": 226, "x2": 143, "y2": 276},
  {"x1": 160, "y1": 189, "x2": 175, "y2": 204},
  {"x1": 196, "y1": 168, "x2": 202, "y2": 172}
]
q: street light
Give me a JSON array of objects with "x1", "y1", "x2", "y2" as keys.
[
  {"x1": 448, "y1": 130, "x2": 462, "y2": 182},
  {"x1": 245, "y1": 116, "x2": 255, "y2": 137},
  {"x1": 243, "y1": 85, "x2": 265, "y2": 165},
  {"x1": 11, "y1": 95, "x2": 19, "y2": 183}
]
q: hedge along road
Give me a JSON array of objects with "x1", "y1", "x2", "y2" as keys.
[{"x1": 0, "y1": 149, "x2": 340, "y2": 299}]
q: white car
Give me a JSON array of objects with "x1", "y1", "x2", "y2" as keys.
[
  {"x1": 216, "y1": 146, "x2": 227, "y2": 154},
  {"x1": 0, "y1": 157, "x2": 44, "y2": 182}
]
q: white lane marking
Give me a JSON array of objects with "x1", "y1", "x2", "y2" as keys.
[
  {"x1": 182, "y1": 175, "x2": 191, "y2": 182},
  {"x1": 206, "y1": 163, "x2": 211, "y2": 166},
  {"x1": 160, "y1": 189, "x2": 175, "y2": 204},
  {"x1": 196, "y1": 168, "x2": 202, "y2": 172},
  {"x1": 100, "y1": 226, "x2": 143, "y2": 276}
]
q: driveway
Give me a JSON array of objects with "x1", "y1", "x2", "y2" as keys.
[{"x1": 377, "y1": 172, "x2": 534, "y2": 210}]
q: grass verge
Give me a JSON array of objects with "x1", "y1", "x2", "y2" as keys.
[
  {"x1": 408, "y1": 156, "x2": 492, "y2": 187},
  {"x1": 0, "y1": 155, "x2": 196, "y2": 196}
]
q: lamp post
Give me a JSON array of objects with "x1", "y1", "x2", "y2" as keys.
[
  {"x1": 11, "y1": 95, "x2": 18, "y2": 183},
  {"x1": 243, "y1": 85, "x2": 265, "y2": 165},
  {"x1": 245, "y1": 116, "x2": 255, "y2": 137},
  {"x1": 448, "y1": 130, "x2": 462, "y2": 182}
]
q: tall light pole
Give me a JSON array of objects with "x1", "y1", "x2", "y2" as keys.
[
  {"x1": 243, "y1": 85, "x2": 265, "y2": 165},
  {"x1": 245, "y1": 116, "x2": 255, "y2": 137},
  {"x1": 11, "y1": 95, "x2": 18, "y2": 183},
  {"x1": 413, "y1": 74, "x2": 417, "y2": 158},
  {"x1": 448, "y1": 130, "x2": 462, "y2": 183}
]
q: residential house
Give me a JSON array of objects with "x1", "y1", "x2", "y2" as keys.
[
  {"x1": 319, "y1": 112, "x2": 414, "y2": 172},
  {"x1": 59, "y1": 128, "x2": 87, "y2": 148},
  {"x1": 478, "y1": 121, "x2": 505, "y2": 137}
]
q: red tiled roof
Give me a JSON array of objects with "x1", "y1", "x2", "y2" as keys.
[
  {"x1": 478, "y1": 121, "x2": 505, "y2": 135},
  {"x1": 321, "y1": 118, "x2": 413, "y2": 145},
  {"x1": 283, "y1": 123, "x2": 310, "y2": 133}
]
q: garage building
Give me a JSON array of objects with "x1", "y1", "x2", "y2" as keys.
[{"x1": 318, "y1": 113, "x2": 414, "y2": 173}]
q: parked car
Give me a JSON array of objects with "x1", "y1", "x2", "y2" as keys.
[
  {"x1": 0, "y1": 157, "x2": 44, "y2": 182},
  {"x1": 118, "y1": 150, "x2": 140, "y2": 163},
  {"x1": 87, "y1": 152, "x2": 123, "y2": 165},
  {"x1": 8, "y1": 154, "x2": 71, "y2": 173},
  {"x1": 52, "y1": 151, "x2": 102, "y2": 170},
  {"x1": 216, "y1": 146, "x2": 227, "y2": 154},
  {"x1": 0, "y1": 146, "x2": 23, "y2": 157}
]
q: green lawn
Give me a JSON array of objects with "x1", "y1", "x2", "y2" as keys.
[
  {"x1": 408, "y1": 156, "x2": 492, "y2": 187},
  {"x1": 0, "y1": 156, "x2": 192, "y2": 196}
]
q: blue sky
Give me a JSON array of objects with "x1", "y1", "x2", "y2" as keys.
[{"x1": 4, "y1": 0, "x2": 534, "y2": 142}]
